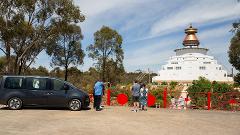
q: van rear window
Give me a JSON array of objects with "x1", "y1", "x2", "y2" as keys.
[{"x1": 4, "y1": 77, "x2": 24, "y2": 89}]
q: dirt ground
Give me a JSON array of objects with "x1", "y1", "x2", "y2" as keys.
[{"x1": 0, "y1": 105, "x2": 240, "y2": 135}]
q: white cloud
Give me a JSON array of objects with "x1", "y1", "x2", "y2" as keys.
[
  {"x1": 73, "y1": 0, "x2": 238, "y2": 72},
  {"x1": 76, "y1": 0, "x2": 132, "y2": 17},
  {"x1": 125, "y1": 49, "x2": 173, "y2": 65},
  {"x1": 150, "y1": 0, "x2": 240, "y2": 37},
  {"x1": 124, "y1": 37, "x2": 179, "y2": 67},
  {"x1": 198, "y1": 25, "x2": 232, "y2": 41}
]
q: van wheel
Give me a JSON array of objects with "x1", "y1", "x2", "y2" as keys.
[
  {"x1": 8, "y1": 97, "x2": 22, "y2": 110},
  {"x1": 69, "y1": 99, "x2": 81, "y2": 111}
]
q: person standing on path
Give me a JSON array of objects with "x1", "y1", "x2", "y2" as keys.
[
  {"x1": 131, "y1": 80, "x2": 141, "y2": 112},
  {"x1": 94, "y1": 80, "x2": 105, "y2": 111},
  {"x1": 140, "y1": 84, "x2": 148, "y2": 111},
  {"x1": 170, "y1": 96, "x2": 176, "y2": 109},
  {"x1": 178, "y1": 96, "x2": 185, "y2": 110}
]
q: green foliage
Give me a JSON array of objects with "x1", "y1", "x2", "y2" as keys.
[
  {"x1": 187, "y1": 77, "x2": 212, "y2": 93},
  {"x1": 232, "y1": 21, "x2": 240, "y2": 33},
  {"x1": 87, "y1": 26, "x2": 124, "y2": 82},
  {"x1": 212, "y1": 82, "x2": 233, "y2": 93},
  {"x1": 169, "y1": 81, "x2": 178, "y2": 90},
  {"x1": 0, "y1": 0, "x2": 85, "y2": 75},
  {"x1": 229, "y1": 22, "x2": 240, "y2": 85},
  {"x1": 111, "y1": 88, "x2": 131, "y2": 99},
  {"x1": 152, "y1": 82, "x2": 159, "y2": 85},
  {"x1": 25, "y1": 66, "x2": 49, "y2": 76},
  {"x1": 234, "y1": 73, "x2": 240, "y2": 86},
  {"x1": 187, "y1": 77, "x2": 234, "y2": 109},
  {"x1": 161, "y1": 81, "x2": 168, "y2": 85},
  {"x1": 187, "y1": 77, "x2": 211, "y2": 108},
  {"x1": 228, "y1": 30, "x2": 240, "y2": 71},
  {"x1": 148, "y1": 86, "x2": 165, "y2": 106},
  {"x1": 105, "y1": 59, "x2": 125, "y2": 84},
  {"x1": 46, "y1": 23, "x2": 85, "y2": 81},
  {"x1": 50, "y1": 67, "x2": 64, "y2": 78}
]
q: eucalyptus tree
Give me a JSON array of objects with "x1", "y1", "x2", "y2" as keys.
[
  {"x1": 0, "y1": 0, "x2": 85, "y2": 74},
  {"x1": 229, "y1": 23, "x2": 240, "y2": 85},
  {"x1": 46, "y1": 23, "x2": 85, "y2": 81},
  {"x1": 87, "y1": 26, "x2": 124, "y2": 82}
]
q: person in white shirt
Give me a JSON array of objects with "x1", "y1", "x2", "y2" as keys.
[{"x1": 178, "y1": 96, "x2": 185, "y2": 110}]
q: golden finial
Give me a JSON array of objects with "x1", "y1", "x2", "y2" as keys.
[
  {"x1": 189, "y1": 23, "x2": 192, "y2": 28},
  {"x1": 183, "y1": 24, "x2": 199, "y2": 47}
]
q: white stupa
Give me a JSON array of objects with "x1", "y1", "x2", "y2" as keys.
[{"x1": 152, "y1": 25, "x2": 233, "y2": 83}]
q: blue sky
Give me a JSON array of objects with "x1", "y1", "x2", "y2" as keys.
[{"x1": 33, "y1": 0, "x2": 240, "y2": 73}]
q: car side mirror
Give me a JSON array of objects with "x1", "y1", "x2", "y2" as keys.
[{"x1": 64, "y1": 84, "x2": 69, "y2": 90}]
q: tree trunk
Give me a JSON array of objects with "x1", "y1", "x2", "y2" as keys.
[
  {"x1": 18, "y1": 64, "x2": 22, "y2": 75},
  {"x1": 102, "y1": 57, "x2": 106, "y2": 82},
  {"x1": 65, "y1": 66, "x2": 68, "y2": 81},
  {"x1": 5, "y1": 41, "x2": 11, "y2": 74},
  {"x1": 18, "y1": 60, "x2": 24, "y2": 75},
  {"x1": 14, "y1": 55, "x2": 19, "y2": 75}
]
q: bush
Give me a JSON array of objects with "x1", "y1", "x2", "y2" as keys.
[
  {"x1": 187, "y1": 77, "x2": 236, "y2": 109},
  {"x1": 169, "y1": 81, "x2": 178, "y2": 90},
  {"x1": 152, "y1": 82, "x2": 159, "y2": 85},
  {"x1": 161, "y1": 81, "x2": 168, "y2": 85},
  {"x1": 234, "y1": 73, "x2": 240, "y2": 86}
]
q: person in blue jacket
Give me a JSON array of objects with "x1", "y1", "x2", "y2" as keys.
[{"x1": 93, "y1": 80, "x2": 105, "y2": 111}]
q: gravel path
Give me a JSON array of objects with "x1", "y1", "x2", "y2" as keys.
[{"x1": 0, "y1": 106, "x2": 239, "y2": 135}]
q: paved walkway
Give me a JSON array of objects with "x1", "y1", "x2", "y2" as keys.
[{"x1": 0, "y1": 106, "x2": 239, "y2": 135}]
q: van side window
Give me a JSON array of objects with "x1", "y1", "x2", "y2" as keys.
[
  {"x1": 26, "y1": 78, "x2": 47, "y2": 90},
  {"x1": 53, "y1": 79, "x2": 64, "y2": 90},
  {"x1": 4, "y1": 77, "x2": 24, "y2": 89}
]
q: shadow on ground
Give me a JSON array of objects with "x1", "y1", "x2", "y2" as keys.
[{"x1": 0, "y1": 105, "x2": 91, "y2": 111}]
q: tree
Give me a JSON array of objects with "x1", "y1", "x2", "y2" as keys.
[
  {"x1": 49, "y1": 67, "x2": 64, "y2": 78},
  {"x1": 87, "y1": 26, "x2": 124, "y2": 82},
  {"x1": 0, "y1": 0, "x2": 85, "y2": 75},
  {"x1": 25, "y1": 66, "x2": 49, "y2": 76},
  {"x1": 229, "y1": 22, "x2": 240, "y2": 85},
  {"x1": 105, "y1": 58, "x2": 125, "y2": 84},
  {"x1": 0, "y1": 56, "x2": 6, "y2": 74},
  {"x1": 234, "y1": 73, "x2": 240, "y2": 86},
  {"x1": 46, "y1": 23, "x2": 85, "y2": 81},
  {"x1": 229, "y1": 31, "x2": 240, "y2": 71}
]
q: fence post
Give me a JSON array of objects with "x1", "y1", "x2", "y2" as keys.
[
  {"x1": 207, "y1": 92, "x2": 211, "y2": 110},
  {"x1": 163, "y1": 87, "x2": 167, "y2": 108},
  {"x1": 107, "y1": 89, "x2": 111, "y2": 106}
]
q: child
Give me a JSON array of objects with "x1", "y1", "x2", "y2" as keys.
[
  {"x1": 175, "y1": 97, "x2": 179, "y2": 109},
  {"x1": 170, "y1": 96, "x2": 175, "y2": 109},
  {"x1": 140, "y1": 84, "x2": 148, "y2": 111},
  {"x1": 178, "y1": 96, "x2": 185, "y2": 110}
]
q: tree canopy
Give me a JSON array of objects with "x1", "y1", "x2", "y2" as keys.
[
  {"x1": 229, "y1": 22, "x2": 240, "y2": 85},
  {"x1": 0, "y1": 0, "x2": 85, "y2": 75},
  {"x1": 87, "y1": 26, "x2": 124, "y2": 82},
  {"x1": 46, "y1": 23, "x2": 85, "y2": 81},
  {"x1": 228, "y1": 30, "x2": 240, "y2": 71}
]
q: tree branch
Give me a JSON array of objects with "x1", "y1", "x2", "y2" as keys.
[{"x1": 0, "y1": 48, "x2": 7, "y2": 55}]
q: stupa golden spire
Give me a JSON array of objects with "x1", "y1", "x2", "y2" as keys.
[{"x1": 183, "y1": 24, "x2": 200, "y2": 47}]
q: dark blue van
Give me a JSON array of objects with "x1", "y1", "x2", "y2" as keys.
[{"x1": 0, "y1": 76, "x2": 90, "y2": 111}]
